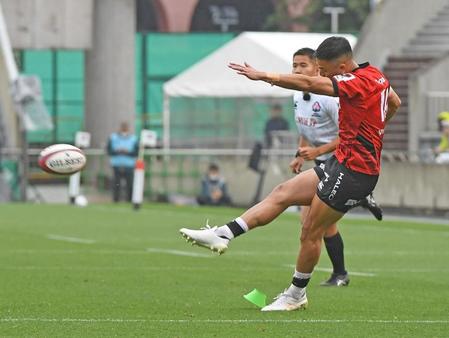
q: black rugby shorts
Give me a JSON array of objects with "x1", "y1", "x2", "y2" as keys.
[{"x1": 313, "y1": 155, "x2": 378, "y2": 213}]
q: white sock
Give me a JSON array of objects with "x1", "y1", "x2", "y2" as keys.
[
  {"x1": 235, "y1": 217, "x2": 249, "y2": 232},
  {"x1": 294, "y1": 270, "x2": 312, "y2": 280},
  {"x1": 287, "y1": 270, "x2": 312, "y2": 299},
  {"x1": 215, "y1": 217, "x2": 249, "y2": 240},
  {"x1": 286, "y1": 284, "x2": 305, "y2": 299}
]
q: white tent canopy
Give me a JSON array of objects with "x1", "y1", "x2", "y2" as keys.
[{"x1": 163, "y1": 32, "x2": 357, "y2": 148}]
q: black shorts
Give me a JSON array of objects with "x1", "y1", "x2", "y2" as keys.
[
  {"x1": 313, "y1": 155, "x2": 379, "y2": 213},
  {"x1": 314, "y1": 159, "x2": 325, "y2": 166}
]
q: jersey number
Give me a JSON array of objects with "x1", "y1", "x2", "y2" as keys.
[{"x1": 380, "y1": 87, "x2": 390, "y2": 122}]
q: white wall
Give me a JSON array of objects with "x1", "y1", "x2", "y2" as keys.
[
  {"x1": 354, "y1": 0, "x2": 448, "y2": 67},
  {"x1": 0, "y1": 0, "x2": 93, "y2": 49},
  {"x1": 235, "y1": 160, "x2": 449, "y2": 211},
  {"x1": 205, "y1": 158, "x2": 449, "y2": 211},
  {"x1": 376, "y1": 162, "x2": 449, "y2": 210}
]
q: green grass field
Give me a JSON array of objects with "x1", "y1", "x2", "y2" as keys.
[{"x1": 0, "y1": 203, "x2": 448, "y2": 337}]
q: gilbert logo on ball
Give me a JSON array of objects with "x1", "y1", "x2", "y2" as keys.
[{"x1": 38, "y1": 144, "x2": 87, "y2": 175}]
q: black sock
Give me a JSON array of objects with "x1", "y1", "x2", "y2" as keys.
[
  {"x1": 292, "y1": 276, "x2": 310, "y2": 288},
  {"x1": 226, "y1": 220, "x2": 245, "y2": 238},
  {"x1": 324, "y1": 232, "x2": 347, "y2": 275}
]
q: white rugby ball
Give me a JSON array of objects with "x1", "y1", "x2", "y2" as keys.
[
  {"x1": 38, "y1": 144, "x2": 86, "y2": 175},
  {"x1": 74, "y1": 195, "x2": 88, "y2": 207}
]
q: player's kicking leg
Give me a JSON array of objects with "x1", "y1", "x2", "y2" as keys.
[
  {"x1": 262, "y1": 194, "x2": 344, "y2": 311},
  {"x1": 179, "y1": 168, "x2": 319, "y2": 254}
]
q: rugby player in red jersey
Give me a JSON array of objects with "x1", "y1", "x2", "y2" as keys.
[{"x1": 180, "y1": 37, "x2": 401, "y2": 311}]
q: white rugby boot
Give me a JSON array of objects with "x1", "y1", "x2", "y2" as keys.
[
  {"x1": 179, "y1": 224, "x2": 229, "y2": 255},
  {"x1": 261, "y1": 289, "x2": 308, "y2": 312}
]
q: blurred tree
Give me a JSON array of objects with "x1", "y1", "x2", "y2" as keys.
[
  {"x1": 265, "y1": 0, "x2": 371, "y2": 33},
  {"x1": 191, "y1": 0, "x2": 274, "y2": 32},
  {"x1": 307, "y1": 0, "x2": 370, "y2": 32},
  {"x1": 264, "y1": 1, "x2": 292, "y2": 31},
  {"x1": 265, "y1": 0, "x2": 309, "y2": 32}
]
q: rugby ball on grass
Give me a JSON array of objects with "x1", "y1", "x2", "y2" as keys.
[{"x1": 38, "y1": 144, "x2": 86, "y2": 175}]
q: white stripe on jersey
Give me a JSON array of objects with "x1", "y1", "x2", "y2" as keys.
[{"x1": 293, "y1": 91, "x2": 339, "y2": 161}]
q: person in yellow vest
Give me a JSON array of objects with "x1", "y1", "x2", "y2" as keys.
[{"x1": 435, "y1": 112, "x2": 449, "y2": 164}]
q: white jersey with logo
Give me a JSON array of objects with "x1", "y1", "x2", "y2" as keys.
[{"x1": 293, "y1": 91, "x2": 339, "y2": 161}]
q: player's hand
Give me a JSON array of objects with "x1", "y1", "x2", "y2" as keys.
[
  {"x1": 299, "y1": 147, "x2": 320, "y2": 160},
  {"x1": 228, "y1": 62, "x2": 265, "y2": 81},
  {"x1": 289, "y1": 156, "x2": 304, "y2": 174}
]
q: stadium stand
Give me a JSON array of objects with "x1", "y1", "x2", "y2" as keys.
[
  {"x1": 382, "y1": 57, "x2": 433, "y2": 151},
  {"x1": 382, "y1": 3, "x2": 449, "y2": 151},
  {"x1": 403, "y1": 3, "x2": 449, "y2": 58},
  {"x1": 356, "y1": 0, "x2": 449, "y2": 154}
]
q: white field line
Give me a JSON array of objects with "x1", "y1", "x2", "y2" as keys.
[
  {"x1": 0, "y1": 318, "x2": 448, "y2": 324},
  {"x1": 314, "y1": 267, "x2": 376, "y2": 277},
  {"x1": 146, "y1": 248, "x2": 212, "y2": 258},
  {"x1": 283, "y1": 264, "x2": 376, "y2": 277},
  {"x1": 46, "y1": 234, "x2": 96, "y2": 244}
]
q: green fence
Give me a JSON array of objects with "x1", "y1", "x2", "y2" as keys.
[
  {"x1": 21, "y1": 51, "x2": 84, "y2": 143},
  {"x1": 20, "y1": 33, "x2": 235, "y2": 144}
]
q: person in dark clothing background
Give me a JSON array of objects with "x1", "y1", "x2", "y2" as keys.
[
  {"x1": 264, "y1": 103, "x2": 289, "y2": 148},
  {"x1": 197, "y1": 163, "x2": 232, "y2": 206}
]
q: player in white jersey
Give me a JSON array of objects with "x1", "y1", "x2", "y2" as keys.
[
  {"x1": 289, "y1": 48, "x2": 382, "y2": 286},
  {"x1": 292, "y1": 91, "x2": 339, "y2": 163}
]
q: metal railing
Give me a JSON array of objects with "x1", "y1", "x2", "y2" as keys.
[
  {"x1": 0, "y1": 146, "x2": 446, "y2": 206},
  {"x1": 426, "y1": 91, "x2": 449, "y2": 131}
]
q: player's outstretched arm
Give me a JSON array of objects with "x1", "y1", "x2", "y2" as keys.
[
  {"x1": 228, "y1": 62, "x2": 336, "y2": 97},
  {"x1": 385, "y1": 87, "x2": 401, "y2": 122}
]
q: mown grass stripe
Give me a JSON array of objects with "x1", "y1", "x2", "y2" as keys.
[{"x1": 1, "y1": 318, "x2": 448, "y2": 324}]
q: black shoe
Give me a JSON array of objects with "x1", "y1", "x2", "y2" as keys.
[
  {"x1": 320, "y1": 273, "x2": 350, "y2": 287},
  {"x1": 359, "y1": 193, "x2": 383, "y2": 221}
]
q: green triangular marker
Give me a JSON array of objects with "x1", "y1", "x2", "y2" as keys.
[{"x1": 243, "y1": 288, "x2": 267, "y2": 308}]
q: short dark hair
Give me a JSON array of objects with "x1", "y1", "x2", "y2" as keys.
[
  {"x1": 293, "y1": 47, "x2": 316, "y2": 60},
  {"x1": 315, "y1": 37, "x2": 352, "y2": 61},
  {"x1": 209, "y1": 163, "x2": 219, "y2": 171}
]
